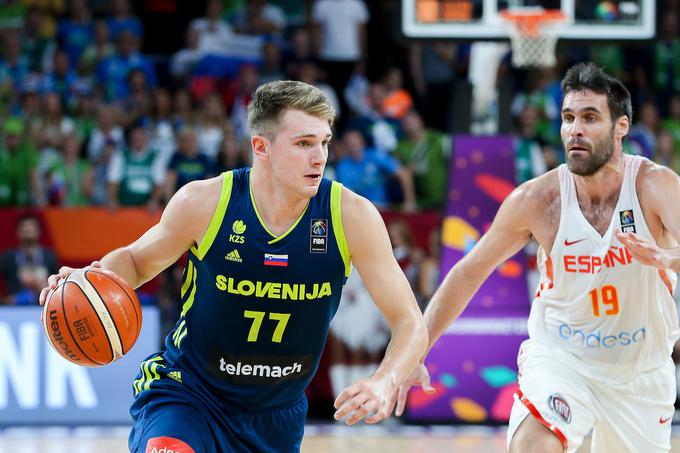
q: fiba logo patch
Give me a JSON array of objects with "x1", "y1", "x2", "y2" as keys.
[
  {"x1": 619, "y1": 209, "x2": 636, "y2": 233},
  {"x1": 310, "y1": 219, "x2": 327, "y2": 253},
  {"x1": 548, "y1": 394, "x2": 572, "y2": 424}
]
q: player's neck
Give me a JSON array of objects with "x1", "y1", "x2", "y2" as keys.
[
  {"x1": 573, "y1": 152, "x2": 625, "y2": 204},
  {"x1": 250, "y1": 167, "x2": 309, "y2": 236}
]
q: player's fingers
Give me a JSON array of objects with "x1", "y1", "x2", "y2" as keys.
[
  {"x1": 333, "y1": 380, "x2": 365, "y2": 409},
  {"x1": 345, "y1": 399, "x2": 379, "y2": 425},
  {"x1": 385, "y1": 389, "x2": 398, "y2": 417},
  {"x1": 47, "y1": 273, "x2": 60, "y2": 288},
  {"x1": 365, "y1": 405, "x2": 390, "y2": 424},
  {"x1": 395, "y1": 385, "x2": 409, "y2": 416},
  {"x1": 39, "y1": 286, "x2": 51, "y2": 306},
  {"x1": 90, "y1": 261, "x2": 103, "y2": 268},
  {"x1": 334, "y1": 392, "x2": 370, "y2": 420},
  {"x1": 422, "y1": 373, "x2": 435, "y2": 393},
  {"x1": 58, "y1": 266, "x2": 74, "y2": 279}
]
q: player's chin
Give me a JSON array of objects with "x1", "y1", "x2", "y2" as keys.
[{"x1": 301, "y1": 179, "x2": 322, "y2": 196}]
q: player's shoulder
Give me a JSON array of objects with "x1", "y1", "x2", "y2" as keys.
[
  {"x1": 165, "y1": 174, "x2": 228, "y2": 225},
  {"x1": 174, "y1": 174, "x2": 225, "y2": 206},
  {"x1": 506, "y1": 167, "x2": 560, "y2": 211},
  {"x1": 339, "y1": 185, "x2": 377, "y2": 216},
  {"x1": 636, "y1": 157, "x2": 680, "y2": 194},
  {"x1": 637, "y1": 157, "x2": 677, "y2": 180}
]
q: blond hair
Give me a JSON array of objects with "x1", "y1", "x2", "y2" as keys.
[{"x1": 247, "y1": 80, "x2": 335, "y2": 141}]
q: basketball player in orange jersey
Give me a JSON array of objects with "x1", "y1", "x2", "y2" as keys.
[
  {"x1": 397, "y1": 62, "x2": 680, "y2": 453},
  {"x1": 39, "y1": 80, "x2": 427, "y2": 452}
]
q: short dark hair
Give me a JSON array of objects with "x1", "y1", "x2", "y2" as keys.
[{"x1": 561, "y1": 62, "x2": 632, "y2": 125}]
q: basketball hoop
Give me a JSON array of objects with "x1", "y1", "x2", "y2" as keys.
[{"x1": 500, "y1": 8, "x2": 565, "y2": 68}]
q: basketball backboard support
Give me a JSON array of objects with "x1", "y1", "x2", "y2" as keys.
[{"x1": 403, "y1": 0, "x2": 655, "y2": 40}]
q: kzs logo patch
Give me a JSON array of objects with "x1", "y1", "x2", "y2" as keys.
[{"x1": 548, "y1": 394, "x2": 572, "y2": 424}]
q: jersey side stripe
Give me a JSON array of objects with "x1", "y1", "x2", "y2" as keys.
[
  {"x1": 172, "y1": 320, "x2": 186, "y2": 347},
  {"x1": 133, "y1": 355, "x2": 163, "y2": 396},
  {"x1": 330, "y1": 181, "x2": 352, "y2": 277},
  {"x1": 180, "y1": 261, "x2": 194, "y2": 299},
  {"x1": 179, "y1": 266, "x2": 198, "y2": 318},
  {"x1": 144, "y1": 361, "x2": 162, "y2": 392},
  {"x1": 193, "y1": 171, "x2": 234, "y2": 260},
  {"x1": 659, "y1": 269, "x2": 674, "y2": 295}
]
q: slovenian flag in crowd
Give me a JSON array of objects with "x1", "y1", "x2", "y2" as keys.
[{"x1": 264, "y1": 253, "x2": 288, "y2": 267}]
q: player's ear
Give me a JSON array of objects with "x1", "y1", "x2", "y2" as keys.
[
  {"x1": 251, "y1": 135, "x2": 270, "y2": 161},
  {"x1": 616, "y1": 115, "x2": 630, "y2": 138}
]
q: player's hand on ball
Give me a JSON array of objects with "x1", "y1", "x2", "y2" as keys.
[
  {"x1": 39, "y1": 261, "x2": 103, "y2": 306},
  {"x1": 395, "y1": 362, "x2": 434, "y2": 416},
  {"x1": 333, "y1": 376, "x2": 398, "y2": 425}
]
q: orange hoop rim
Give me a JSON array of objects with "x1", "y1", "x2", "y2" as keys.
[{"x1": 500, "y1": 9, "x2": 565, "y2": 38}]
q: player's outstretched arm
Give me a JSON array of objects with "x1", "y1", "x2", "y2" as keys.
[
  {"x1": 395, "y1": 182, "x2": 536, "y2": 415},
  {"x1": 332, "y1": 188, "x2": 427, "y2": 426},
  {"x1": 39, "y1": 176, "x2": 222, "y2": 304},
  {"x1": 629, "y1": 162, "x2": 680, "y2": 273}
]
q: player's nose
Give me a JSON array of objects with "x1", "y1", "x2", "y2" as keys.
[
  {"x1": 310, "y1": 144, "x2": 326, "y2": 165},
  {"x1": 569, "y1": 118, "x2": 586, "y2": 136}
]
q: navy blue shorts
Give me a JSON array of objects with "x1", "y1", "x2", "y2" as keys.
[{"x1": 128, "y1": 382, "x2": 308, "y2": 453}]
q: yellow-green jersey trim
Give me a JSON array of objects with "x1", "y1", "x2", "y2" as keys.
[
  {"x1": 330, "y1": 181, "x2": 352, "y2": 277},
  {"x1": 192, "y1": 172, "x2": 234, "y2": 260},
  {"x1": 180, "y1": 260, "x2": 194, "y2": 299},
  {"x1": 179, "y1": 264, "x2": 198, "y2": 318},
  {"x1": 248, "y1": 170, "x2": 309, "y2": 245},
  {"x1": 133, "y1": 355, "x2": 164, "y2": 396}
]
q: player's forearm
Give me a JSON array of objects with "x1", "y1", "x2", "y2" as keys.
[
  {"x1": 422, "y1": 264, "x2": 488, "y2": 358},
  {"x1": 100, "y1": 246, "x2": 147, "y2": 289},
  {"x1": 372, "y1": 315, "x2": 427, "y2": 385}
]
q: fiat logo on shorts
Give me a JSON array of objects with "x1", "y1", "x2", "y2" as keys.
[{"x1": 548, "y1": 393, "x2": 572, "y2": 424}]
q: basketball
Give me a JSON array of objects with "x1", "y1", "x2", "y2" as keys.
[{"x1": 42, "y1": 268, "x2": 142, "y2": 367}]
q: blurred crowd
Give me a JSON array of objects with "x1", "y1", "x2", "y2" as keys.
[
  {"x1": 3, "y1": 0, "x2": 680, "y2": 380},
  {"x1": 0, "y1": 0, "x2": 454, "y2": 216}
]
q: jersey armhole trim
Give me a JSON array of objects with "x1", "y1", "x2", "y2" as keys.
[
  {"x1": 331, "y1": 181, "x2": 352, "y2": 277},
  {"x1": 191, "y1": 171, "x2": 234, "y2": 260}
]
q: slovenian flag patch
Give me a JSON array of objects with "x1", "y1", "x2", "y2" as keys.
[{"x1": 264, "y1": 253, "x2": 288, "y2": 267}]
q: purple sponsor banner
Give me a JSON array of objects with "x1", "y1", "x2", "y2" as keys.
[{"x1": 408, "y1": 136, "x2": 530, "y2": 422}]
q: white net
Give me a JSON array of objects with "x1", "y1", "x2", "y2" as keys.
[{"x1": 503, "y1": 12, "x2": 564, "y2": 68}]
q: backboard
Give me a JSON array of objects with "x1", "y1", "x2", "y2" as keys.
[{"x1": 403, "y1": 0, "x2": 655, "y2": 40}]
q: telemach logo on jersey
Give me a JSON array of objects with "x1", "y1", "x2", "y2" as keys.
[
  {"x1": 619, "y1": 209, "x2": 636, "y2": 233},
  {"x1": 214, "y1": 353, "x2": 313, "y2": 384},
  {"x1": 548, "y1": 393, "x2": 572, "y2": 424},
  {"x1": 310, "y1": 219, "x2": 328, "y2": 253}
]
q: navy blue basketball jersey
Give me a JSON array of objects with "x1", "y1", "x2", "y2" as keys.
[{"x1": 133, "y1": 168, "x2": 351, "y2": 410}]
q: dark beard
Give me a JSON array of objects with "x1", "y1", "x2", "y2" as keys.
[{"x1": 566, "y1": 130, "x2": 615, "y2": 176}]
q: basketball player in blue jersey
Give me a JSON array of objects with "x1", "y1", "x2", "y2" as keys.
[
  {"x1": 397, "y1": 63, "x2": 680, "y2": 453},
  {"x1": 39, "y1": 81, "x2": 427, "y2": 453}
]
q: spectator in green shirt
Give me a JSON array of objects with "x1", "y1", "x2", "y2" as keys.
[
  {"x1": 107, "y1": 125, "x2": 165, "y2": 210},
  {"x1": 394, "y1": 110, "x2": 451, "y2": 210},
  {"x1": 0, "y1": 117, "x2": 40, "y2": 206}
]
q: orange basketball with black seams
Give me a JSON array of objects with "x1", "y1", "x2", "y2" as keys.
[{"x1": 42, "y1": 268, "x2": 142, "y2": 367}]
